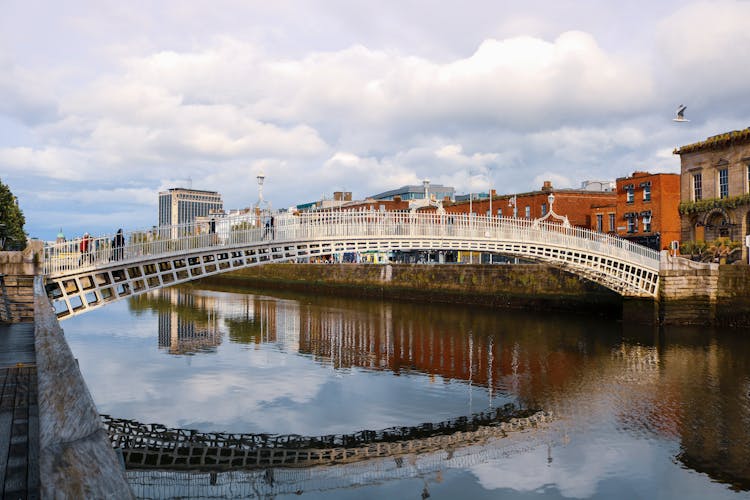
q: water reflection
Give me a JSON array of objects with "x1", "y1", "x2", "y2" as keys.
[{"x1": 69, "y1": 284, "x2": 750, "y2": 497}]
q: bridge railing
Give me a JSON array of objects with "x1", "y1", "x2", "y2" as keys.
[{"x1": 43, "y1": 212, "x2": 661, "y2": 276}]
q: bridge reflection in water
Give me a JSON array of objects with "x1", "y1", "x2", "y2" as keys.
[{"x1": 122, "y1": 286, "x2": 750, "y2": 495}]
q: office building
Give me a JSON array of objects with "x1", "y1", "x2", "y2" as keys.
[{"x1": 158, "y1": 188, "x2": 223, "y2": 227}]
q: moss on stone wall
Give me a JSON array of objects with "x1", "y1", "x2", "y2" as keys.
[{"x1": 201, "y1": 263, "x2": 622, "y2": 318}]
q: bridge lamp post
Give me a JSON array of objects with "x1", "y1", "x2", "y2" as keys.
[{"x1": 256, "y1": 174, "x2": 265, "y2": 206}]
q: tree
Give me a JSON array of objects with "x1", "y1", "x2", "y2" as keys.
[{"x1": 0, "y1": 179, "x2": 27, "y2": 250}]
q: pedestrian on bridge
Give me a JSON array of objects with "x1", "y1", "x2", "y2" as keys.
[
  {"x1": 79, "y1": 233, "x2": 93, "y2": 265},
  {"x1": 112, "y1": 229, "x2": 125, "y2": 261}
]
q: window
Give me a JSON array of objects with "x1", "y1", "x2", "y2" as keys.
[
  {"x1": 643, "y1": 215, "x2": 652, "y2": 232},
  {"x1": 596, "y1": 214, "x2": 603, "y2": 232},
  {"x1": 693, "y1": 173, "x2": 702, "y2": 201},
  {"x1": 719, "y1": 168, "x2": 729, "y2": 198},
  {"x1": 626, "y1": 189, "x2": 634, "y2": 203},
  {"x1": 497, "y1": 208, "x2": 503, "y2": 217},
  {"x1": 747, "y1": 165, "x2": 750, "y2": 193},
  {"x1": 627, "y1": 217, "x2": 637, "y2": 233},
  {"x1": 643, "y1": 185, "x2": 651, "y2": 201},
  {"x1": 608, "y1": 213, "x2": 615, "y2": 232},
  {"x1": 541, "y1": 203, "x2": 547, "y2": 216},
  {"x1": 525, "y1": 206, "x2": 531, "y2": 218}
]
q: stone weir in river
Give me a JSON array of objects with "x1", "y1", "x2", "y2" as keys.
[{"x1": 102, "y1": 404, "x2": 551, "y2": 471}]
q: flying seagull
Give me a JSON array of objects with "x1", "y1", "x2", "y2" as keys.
[{"x1": 673, "y1": 104, "x2": 689, "y2": 122}]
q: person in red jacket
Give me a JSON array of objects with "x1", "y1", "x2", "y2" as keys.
[{"x1": 79, "y1": 232, "x2": 93, "y2": 265}]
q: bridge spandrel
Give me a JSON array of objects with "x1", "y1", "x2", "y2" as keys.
[{"x1": 43, "y1": 214, "x2": 660, "y2": 318}]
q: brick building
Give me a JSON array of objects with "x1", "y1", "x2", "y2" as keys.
[
  {"x1": 614, "y1": 172, "x2": 681, "y2": 251},
  {"x1": 675, "y1": 128, "x2": 750, "y2": 254},
  {"x1": 435, "y1": 181, "x2": 616, "y2": 229}
]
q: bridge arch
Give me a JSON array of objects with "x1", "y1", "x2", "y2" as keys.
[{"x1": 44, "y1": 212, "x2": 660, "y2": 318}]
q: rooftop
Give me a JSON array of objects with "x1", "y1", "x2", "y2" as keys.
[{"x1": 674, "y1": 127, "x2": 750, "y2": 155}]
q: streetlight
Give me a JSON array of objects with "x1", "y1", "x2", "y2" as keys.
[{"x1": 256, "y1": 173, "x2": 265, "y2": 207}]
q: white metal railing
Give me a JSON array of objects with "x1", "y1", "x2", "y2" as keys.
[{"x1": 43, "y1": 212, "x2": 661, "y2": 277}]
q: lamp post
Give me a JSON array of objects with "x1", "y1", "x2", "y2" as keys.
[{"x1": 256, "y1": 174, "x2": 265, "y2": 207}]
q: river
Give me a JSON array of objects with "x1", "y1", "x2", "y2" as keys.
[{"x1": 62, "y1": 282, "x2": 750, "y2": 499}]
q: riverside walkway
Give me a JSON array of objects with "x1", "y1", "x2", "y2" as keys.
[{"x1": 0, "y1": 322, "x2": 39, "y2": 499}]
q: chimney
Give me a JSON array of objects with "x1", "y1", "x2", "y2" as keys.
[
  {"x1": 541, "y1": 181, "x2": 553, "y2": 192},
  {"x1": 333, "y1": 191, "x2": 343, "y2": 201},
  {"x1": 344, "y1": 191, "x2": 352, "y2": 201}
]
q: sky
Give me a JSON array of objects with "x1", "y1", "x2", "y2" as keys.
[{"x1": 2, "y1": 0, "x2": 749, "y2": 240}]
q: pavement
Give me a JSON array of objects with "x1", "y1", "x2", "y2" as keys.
[{"x1": 0, "y1": 322, "x2": 39, "y2": 499}]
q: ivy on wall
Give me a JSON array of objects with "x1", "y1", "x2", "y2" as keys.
[{"x1": 678, "y1": 193, "x2": 750, "y2": 215}]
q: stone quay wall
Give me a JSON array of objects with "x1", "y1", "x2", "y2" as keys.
[
  {"x1": 33, "y1": 276, "x2": 134, "y2": 499},
  {"x1": 208, "y1": 261, "x2": 750, "y2": 327},
  {"x1": 0, "y1": 251, "x2": 37, "y2": 323},
  {"x1": 205, "y1": 263, "x2": 622, "y2": 317},
  {"x1": 658, "y1": 252, "x2": 750, "y2": 326}
]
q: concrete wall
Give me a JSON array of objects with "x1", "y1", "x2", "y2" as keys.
[
  {"x1": 205, "y1": 263, "x2": 622, "y2": 317},
  {"x1": 34, "y1": 277, "x2": 134, "y2": 499}
]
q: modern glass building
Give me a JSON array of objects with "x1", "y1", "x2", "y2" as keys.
[
  {"x1": 158, "y1": 188, "x2": 224, "y2": 227},
  {"x1": 369, "y1": 184, "x2": 455, "y2": 202}
]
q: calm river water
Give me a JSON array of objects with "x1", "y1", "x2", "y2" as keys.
[{"x1": 63, "y1": 282, "x2": 750, "y2": 499}]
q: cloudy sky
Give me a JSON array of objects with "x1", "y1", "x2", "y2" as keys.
[{"x1": 2, "y1": 0, "x2": 749, "y2": 239}]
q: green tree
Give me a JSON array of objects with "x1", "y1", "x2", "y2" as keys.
[{"x1": 0, "y1": 179, "x2": 27, "y2": 250}]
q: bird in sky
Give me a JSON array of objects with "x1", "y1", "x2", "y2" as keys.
[{"x1": 673, "y1": 104, "x2": 689, "y2": 122}]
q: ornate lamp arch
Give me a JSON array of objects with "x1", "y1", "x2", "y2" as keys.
[{"x1": 532, "y1": 192, "x2": 571, "y2": 229}]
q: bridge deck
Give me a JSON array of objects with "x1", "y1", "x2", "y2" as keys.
[{"x1": 0, "y1": 323, "x2": 40, "y2": 499}]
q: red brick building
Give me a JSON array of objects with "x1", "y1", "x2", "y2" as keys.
[
  {"x1": 615, "y1": 172, "x2": 681, "y2": 251},
  {"x1": 435, "y1": 181, "x2": 616, "y2": 229}
]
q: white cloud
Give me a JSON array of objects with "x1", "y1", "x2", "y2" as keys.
[
  {"x1": 1, "y1": 2, "x2": 747, "y2": 239},
  {"x1": 656, "y1": 1, "x2": 750, "y2": 112}
]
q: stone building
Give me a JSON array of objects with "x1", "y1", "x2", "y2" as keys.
[{"x1": 675, "y1": 128, "x2": 750, "y2": 256}]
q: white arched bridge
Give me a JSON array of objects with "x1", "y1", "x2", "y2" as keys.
[{"x1": 43, "y1": 212, "x2": 661, "y2": 318}]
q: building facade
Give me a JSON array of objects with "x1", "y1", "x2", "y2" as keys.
[
  {"x1": 675, "y1": 128, "x2": 750, "y2": 254},
  {"x1": 614, "y1": 172, "x2": 681, "y2": 251},
  {"x1": 158, "y1": 188, "x2": 224, "y2": 227},
  {"x1": 370, "y1": 184, "x2": 455, "y2": 202},
  {"x1": 437, "y1": 181, "x2": 616, "y2": 229}
]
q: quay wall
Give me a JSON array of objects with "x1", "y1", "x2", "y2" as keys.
[
  {"x1": 659, "y1": 253, "x2": 750, "y2": 327},
  {"x1": 33, "y1": 277, "x2": 134, "y2": 499},
  {"x1": 0, "y1": 250, "x2": 37, "y2": 322},
  {"x1": 206, "y1": 262, "x2": 750, "y2": 327},
  {"x1": 203, "y1": 263, "x2": 622, "y2": 317},
  {"x1": 715, "y1": 265, "x2": 750, "y2": 327}
]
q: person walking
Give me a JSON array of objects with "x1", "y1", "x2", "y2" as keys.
[
  {"x1": 112, "y1": 228, "x2": 125, "y2": 261},
  {"x1": 79, "y1": 232, "x2": 93, "y2": 265}
]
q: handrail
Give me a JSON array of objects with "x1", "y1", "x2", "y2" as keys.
[{"x1": 42, "y1": 212, "x2": 661, "y2": 277}]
